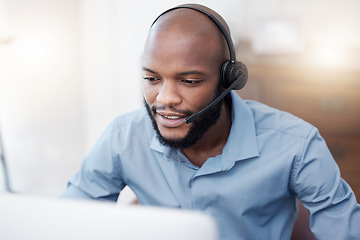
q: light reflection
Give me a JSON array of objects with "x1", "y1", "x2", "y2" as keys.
[{"x1": 311, "y1": 45, "x2": 346, "y2": 69}]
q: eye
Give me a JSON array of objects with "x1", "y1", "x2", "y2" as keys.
[
  {"x1": 143, "y1": 76, "x2": 160, "y2": 82},
  {"x1": 180, "y1": 79, "x2": 203, "y2": 85}
]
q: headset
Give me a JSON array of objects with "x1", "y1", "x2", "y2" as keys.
[{"x1": 152, "y1": 6, "x2": 248, "y2": 124}]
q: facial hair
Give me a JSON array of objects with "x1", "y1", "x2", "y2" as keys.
[{"x1": 145, "y1": 82, "x2": 224, "y2": 149}]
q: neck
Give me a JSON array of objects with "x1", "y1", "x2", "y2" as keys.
[{"x1": 182, "y1": 101, "x2": 232, "y2": 167}]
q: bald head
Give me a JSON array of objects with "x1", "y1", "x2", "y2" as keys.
[
  {"x1": 145, "y1": 4, "x2": 231, "y2": 65},
  {"x1": 152, "y1": 4, "x2": 231, "y2": 38}
]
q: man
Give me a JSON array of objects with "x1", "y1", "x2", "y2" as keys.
[{"x1": 62, "y1": 4, "x2": 360, "y2": 239}]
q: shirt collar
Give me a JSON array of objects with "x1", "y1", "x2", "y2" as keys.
[
  {"x1": 222, "y1": 91, "x2": 259, "y2": 164},
  {"x1": 150, "y1": 91, "x2": 259, "y2": 165}
]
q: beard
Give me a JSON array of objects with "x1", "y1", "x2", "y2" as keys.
[{"x1": 145, "y1": 82, "x2": 224, "y2": 149}]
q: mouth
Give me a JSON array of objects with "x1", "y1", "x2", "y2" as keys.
[
  {"x1": 161, "y1": 115, "x2": 182, "y2": 120},
  {"x1": 156, "y1": 111, "x2": 188, "y2": 128}
]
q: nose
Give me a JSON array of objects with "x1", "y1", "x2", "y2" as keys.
[{"x1": 156, "y1": 80, "x2": 182, "y2": 107}]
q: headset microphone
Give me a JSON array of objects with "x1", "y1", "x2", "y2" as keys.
[{"x1": 185, "y1": 66, "x2": 247, "y2": 124}]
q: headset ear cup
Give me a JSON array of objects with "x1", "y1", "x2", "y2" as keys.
[
  {"x1": 220, "y1": 61, "x2": 230, "y2": 88},
  {"x1": 220, "y1": 61, "x2": 248, "y2": 90}
]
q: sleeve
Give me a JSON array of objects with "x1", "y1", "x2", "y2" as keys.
[
  {"x1": 61, "y1": 119, "x2": 126, "y2": 202},
  {"x1": 291, "y1": 127, "x2": 360, "y2": 240}
]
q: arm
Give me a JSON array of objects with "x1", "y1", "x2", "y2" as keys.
[
  {"x1": 291, "y1": 127, "x2": 360, "y2": 239},
  {"x1": 61, "y1": 120, "x2": 126, "y2": 202}
]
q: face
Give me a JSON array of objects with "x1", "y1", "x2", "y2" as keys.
[
  {"x1": 145, "y1": 82, "x2": 223, "y2": 149},
  {"x1": 142, "y1": 29, "x2": 224, "y2": 148}
]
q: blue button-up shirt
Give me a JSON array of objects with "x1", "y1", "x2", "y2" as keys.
[{"x1": 63, "y1": 91, "x2": 360, "y2": 239}]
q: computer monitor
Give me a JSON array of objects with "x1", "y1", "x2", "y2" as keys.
[
  {"x1": 0, "y1": 193, "x2": 218, "y2": 240},
  {"x1": 0, "y1": 161, "x2": 5, "y2": 192},
  {"x1": 0, "y1": 125, "x2": 11, "y2": 193},
  {"x1": 0, "y1": 143, "x2": 8, "y2": 193}
]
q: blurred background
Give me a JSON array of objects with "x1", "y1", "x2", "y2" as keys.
[{"x1": 0, "y1": 0, "x2": 359, "y2": 198}]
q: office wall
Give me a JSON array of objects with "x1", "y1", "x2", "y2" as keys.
[
  {"x1": 0, "y1": 0, "x2": 359, "y2": 196},
  {"x1": 0, "y1": 0, "x2": 84, "y2": 195}
]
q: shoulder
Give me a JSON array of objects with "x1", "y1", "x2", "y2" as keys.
[{"x1": 243, "y1": 99, "x2": 315, "y2": 139}]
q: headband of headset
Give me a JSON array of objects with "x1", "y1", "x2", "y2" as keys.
[{"x1": 151, "y1": 6, "x2": 236, "y2": 63}]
